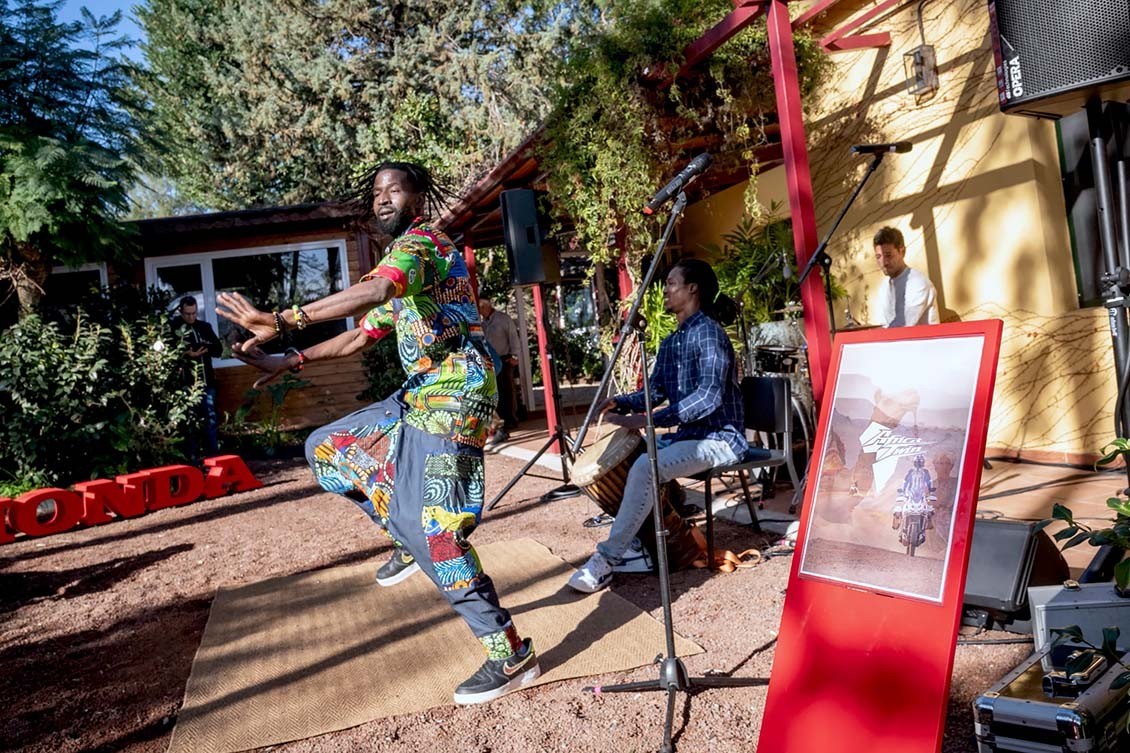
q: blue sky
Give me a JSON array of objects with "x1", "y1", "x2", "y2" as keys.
[{"x1": 59, "y1": 0, "x2": 144, "y2": 56}]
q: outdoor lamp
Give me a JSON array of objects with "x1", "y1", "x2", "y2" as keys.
[{"x1": 904, "y1": 44, "x2": 939, "y2": 100}]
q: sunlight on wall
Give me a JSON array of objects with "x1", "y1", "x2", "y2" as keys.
[
  {"x1": 678, "y1": 0, "x2": 1118, "y2": 460},
  {"x1": 682, "y1": 168, "x2": 789, "y2": 256}
]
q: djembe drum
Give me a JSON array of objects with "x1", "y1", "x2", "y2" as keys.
[{"x1": 571, "y1": 428, "x2": 706, "y2": 570}]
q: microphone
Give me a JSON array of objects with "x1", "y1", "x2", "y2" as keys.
[
  {"x1": 642, "y1": 153, "x2": 713, "y2": 214},
  {"x1": 850, "y1": 142, "x2": 912, "y2": 154}
]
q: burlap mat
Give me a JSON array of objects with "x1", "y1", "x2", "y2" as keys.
[{"x1": 168, "y1": 538, "x2": 703, "y2": 753}]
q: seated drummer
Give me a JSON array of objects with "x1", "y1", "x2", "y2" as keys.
[{"x1": 568, "y1": 258, "x2": 751, "y2": 593}]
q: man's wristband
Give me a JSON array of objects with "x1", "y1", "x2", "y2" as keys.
[{"x1": 285, "y1": 347, "x2": 307, "y2": 373}]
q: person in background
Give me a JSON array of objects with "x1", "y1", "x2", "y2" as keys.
[
  {"x1": 169, "y1": 295, "x2": 222, "y2": 460},
  {"x1": 873, "y1": 226, "x2": 940, "y2": 327},
  {"x1": 478, "y1": 296, "x2": 522, "y2": 446}
]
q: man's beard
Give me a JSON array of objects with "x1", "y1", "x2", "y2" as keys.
[{"x1": 376, "y1": 208, "x2": 413, "y2": 237}]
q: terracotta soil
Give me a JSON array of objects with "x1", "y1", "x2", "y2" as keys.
[{"x1": 0, "y1": 456, "x2": 1032, "y2": 753}]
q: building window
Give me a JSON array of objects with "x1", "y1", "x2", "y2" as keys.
[
  {"x1": 44, "y1": 263, "x2": 108, "y2": 304},
  {"x1": 145, "y1": 240, "x2": 351, "y2": 367}
]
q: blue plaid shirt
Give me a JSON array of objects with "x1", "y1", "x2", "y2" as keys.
[{"x1": 614, "y1": 311, "x2": 748, "y2": 458}]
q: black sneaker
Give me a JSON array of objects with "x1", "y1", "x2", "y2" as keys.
[
  {"x1": 453, "y1": 637, "x2": 540, "y2": 705},
  {"x1": 375, "y1": 549, "x2": 420, "y2": 587}
]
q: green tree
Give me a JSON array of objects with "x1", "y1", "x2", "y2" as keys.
[
  {"x1": 540, "y1": 0, "x2": 827, "y2": 268},
  {"x1": 138, "y1": 0, "x2": 600, "y2": 209},
  {"x1": 0, "y1": 0, "x2": 145, "y2": 316}
]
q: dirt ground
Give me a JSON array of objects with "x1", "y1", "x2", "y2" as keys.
[{"x1": 0, "y1": 455, "x2": 1032, "y2": 753}]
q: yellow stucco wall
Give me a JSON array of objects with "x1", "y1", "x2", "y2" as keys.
[{"x1": 680, "y1": 0, "x2": 1117, "y2": 461}]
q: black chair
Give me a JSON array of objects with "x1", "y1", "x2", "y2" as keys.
[{"x1": 699, "y1": 375, "x2": 804, "y2": 568}]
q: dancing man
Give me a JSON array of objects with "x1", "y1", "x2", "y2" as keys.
[
  {"x1": 215, "y1": 162, "x2": 539, "y2": 705},
  {"x1": 568, "y1": 258, "x2": 751, "y2": 593}
]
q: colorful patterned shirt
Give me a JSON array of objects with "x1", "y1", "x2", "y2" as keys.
[
  {"x1": 614, "y1": 310, "x2": 748, "y2": 458},
  {"x1": 360, "y1": 219, "x2": 497, "y2": 446}
]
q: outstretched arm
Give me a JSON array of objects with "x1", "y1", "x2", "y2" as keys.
[
  {"x1": 216, "y1": 276, "x2": 397, "y2": 353},
  {"x1": 234, "y1": 327, "x2": 375, "y2": 388}
]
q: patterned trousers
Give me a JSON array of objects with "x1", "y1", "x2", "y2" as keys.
[{"x1": 305, "y1": 394, "x2": 522, "y2": 658}]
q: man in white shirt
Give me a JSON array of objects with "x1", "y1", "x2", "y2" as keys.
[{"x1": 873, "y1": 226, "x2": 940, "y2": 327}]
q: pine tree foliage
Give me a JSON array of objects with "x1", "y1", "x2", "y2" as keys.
[
  {"x1": 0, "y1": 0, "x2": 146, "y2": 315},
  {"x1": 138, "y1": 0, "x2": 601, "y2": 209}
]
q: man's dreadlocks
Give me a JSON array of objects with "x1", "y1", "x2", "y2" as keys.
[{"x1": 353, "y1": 161, "x2": 459, "y2": 220}]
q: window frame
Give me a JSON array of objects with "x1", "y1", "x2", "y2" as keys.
[
  {"x1": 50, "y1": 261, "x2": 109, "y2": 287},
  {"x1": 144, "y1": 238, "x2": 354, "y2": 369}
]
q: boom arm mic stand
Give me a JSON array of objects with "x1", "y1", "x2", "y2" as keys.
[
  {"x1": 796, "y1": 151, "x2": 888, "y2": 337},
  {"x1": 575, "y1": 192, "x2": 766, "y2": 753}
]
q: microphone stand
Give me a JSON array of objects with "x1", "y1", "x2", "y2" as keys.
[
  {"x1": 577, "y1": 192, "x2": 766, "y2": 753},
  {"x1": 795, "y1": 152, "x2": 888, "y2": 336}
]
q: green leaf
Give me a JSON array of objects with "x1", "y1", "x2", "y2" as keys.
[
  {"x1": 1054, "y1": 526, "x2": 1080, "y2": 542},
  {"x1": 1064, "y1": 531, "x2": 1093, "y2": 550},
  {"x1": 1110, "y1": 671, "x2": 1130, "y2": 690},
  {"x1": 1052, "y1": 625, "x2": 1085, "y2": 643},
  {"x1": 1052, "y1": 503, "x2": 1076, "y2": 523},
  {"x1": 1116, "y1": 559, "x2": 1130, "y2": 591},
  {"x1": 1102, "y1": 627, "x2": 1121, "y2": 658},
  {"x1": 1106, "y1": 497, "x2": 1130, "y2": 514}
]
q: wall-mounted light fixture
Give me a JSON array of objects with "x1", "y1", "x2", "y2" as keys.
[
  {"x1": 904, "y1": 0, "x2": 939, "y2": 102},
  {"x1": 904, "y1": 44, "x2": 939, "y2": 97}
]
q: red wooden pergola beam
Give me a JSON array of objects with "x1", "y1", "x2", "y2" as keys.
[
  {"x1": 679, "y1": 1, "x2": 767, "y2": 76},
  {"x1": 820, "y1": 0, "x2": 904, "y2": 46},
  {"x1": 825, "y1": 32, "x2": 891, "y2": 51},
  {"x1": 791, "y1": 0, "x2": 850, "y2": 28}
]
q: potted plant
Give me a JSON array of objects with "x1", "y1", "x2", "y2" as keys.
[{"x1": 1043, "y1": 438, "x2": 1130, "y2": 593}]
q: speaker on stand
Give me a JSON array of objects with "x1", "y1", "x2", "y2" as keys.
[
  {"x1": 988, "y1": 0, "x2": 1130, "y2": 120},
  {"x1": 486, "y1": 190, "x2": 577, "y2": 509},
  {"x1": 499, "y1": 189, "x2": 560, "y2": 287}
]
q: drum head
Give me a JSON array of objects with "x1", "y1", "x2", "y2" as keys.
[
  {"x1": 570, "y1": 428, "x2": 643, "y2": 486},
  {"x1": 755, "y1": 346, "x2": 800, "y2": 374}
]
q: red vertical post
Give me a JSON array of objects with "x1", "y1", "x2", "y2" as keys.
[
  {"x1": 766, "y1": 0, "x2": 832, "y2": 406},
  {"x1": 532, "y1": 284, "x2": 561, "y2": 453},
  {"x1": 463, "y1": 237, "x2": 479, "y2": 300}
]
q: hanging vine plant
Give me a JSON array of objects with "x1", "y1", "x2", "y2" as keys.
[{"x1": 539, "y1": 0, "x2": 828, "y2": 272}]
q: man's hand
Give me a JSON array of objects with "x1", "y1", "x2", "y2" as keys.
[
  {"x1": 216, "y1": 292, "x2": 277, "y2": 353},
  {"x1": 598, "y1": 398, "x2": 619, "y2": 414},
  {"x1": 231, "y1": 344, "x2": 295, "y2": 388},
  {"x1": 187, "y1": 346, "x2": 209, "y2": 358}
]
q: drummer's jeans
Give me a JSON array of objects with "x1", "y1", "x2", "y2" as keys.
[{"x1": 597, "y1": 437, "x2": 739, "y2": 564}]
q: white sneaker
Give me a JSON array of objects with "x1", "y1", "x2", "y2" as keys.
[
  {"x1": 611, "y1": 538, "x2": 655, "y2": 573},
  {"x1": 568, "y1": 552, "x2": 614, "y2": 593}
]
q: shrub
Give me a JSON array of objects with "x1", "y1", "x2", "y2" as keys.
[{"x1": 0, "y1": 312, "x2": 201, "y2": 489}]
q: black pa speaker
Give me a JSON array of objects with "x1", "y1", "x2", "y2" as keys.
[
  {"x1": 963, "y1": 517, "x2": 1071, "y2": 631},
  {"x1": 988, "y1": 0, "x2": 1130, "y2": 119},
  {"x1": 500, "y1": 189, "x2": 560, "y2": 286}
]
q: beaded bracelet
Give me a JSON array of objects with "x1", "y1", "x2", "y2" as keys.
[
  {"x1": 272, "y1": 310, "x2": 284, "y2": 335},
  {"x1": 291, "y1": 304, "x2": 310, "y2": 330},
  {"x1": 285, "y1": 347, "x2": 307, "y2": 373}
]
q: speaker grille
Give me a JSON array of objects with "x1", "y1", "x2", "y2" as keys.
[{"x1": 991, "y1": 0, "x2": 1130, "y2": 114}]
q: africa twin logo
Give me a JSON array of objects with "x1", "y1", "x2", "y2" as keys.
[
  {"x1": 859, "y1": 423, "x2": 935, "y2": 492},
  {"x1": 860, "y1": 425, "x2": 933, "y2": 462}
]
